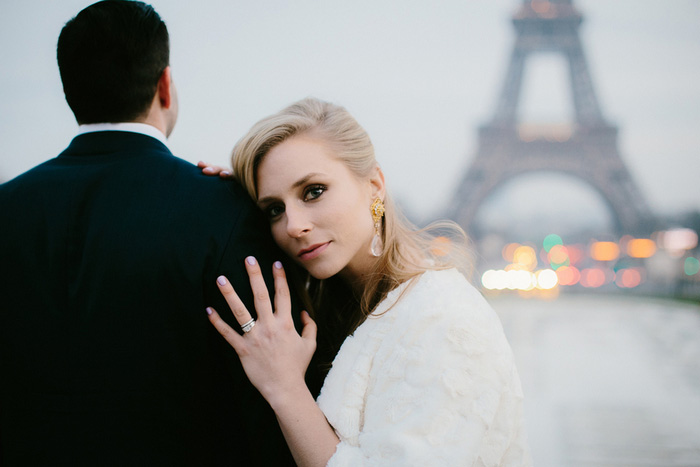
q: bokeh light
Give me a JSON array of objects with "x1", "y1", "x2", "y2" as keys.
[
  {"x1": 542, "y1": 234, "x2": 563, "y2": 252},
  {"x1": 483, "y1": 231, "x2": 696, "y2": 296},
  {"x1": 536, "y1": 269, "x2": 558, "y2": 289},
  {"x1": 685, "y1": 257, "x2": 700, "y2": 276},
  {"x1": 547, "y1": 244, "x2": 570, "y2": 269},
  {"x1": 556, "y1": 265, "x2": 581, "y2": 286},
  {"x1": 513, "y1": 245, "x2": 538, "y2": 271},
  {"x1": 656, "y1": 228, "x2": 698, "y2": 255},
  {"x1": 566, "y1": 245, "x2": 584, "y2": 265},
  {"x1": 590, "y1": 241, "x2": 620, "y2": 262},
  {"x1": 511, "y1": 270, "x2": 536, "y2": 290},
  {"x1": 615, "y1": 268, "x2": 643, "y2": 288},
  {"x1": 626, "y1": 238, "x2": 656, "y2": 258},
  {"x1": 502, "y1": 243, "x2": 520, "y2": 262},
  {"x1": 580, "y1": 268, "x2": 607, "y2": 288},
  {"x1": 482, "y1": 270, "x2": 505, "y2": 290},
  {"x1": 431, "y1": 236, "x2": 452, "y2": 257}
]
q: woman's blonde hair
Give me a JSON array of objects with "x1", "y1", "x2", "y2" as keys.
[{"x1": 231, "y1": 97, "x2": 472, "y2": 361}]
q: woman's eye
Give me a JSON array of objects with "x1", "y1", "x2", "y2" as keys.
[
  {"x1": 304, "y1": 185, "x2": 326, "y2": 202},
  {"x1": 265, "y1": 204, "x2": 285, "y2": 219}
]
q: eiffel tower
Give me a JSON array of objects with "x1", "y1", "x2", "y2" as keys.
[{"x1": 450, "y1": 0, "x2": 655, "y2": 236}]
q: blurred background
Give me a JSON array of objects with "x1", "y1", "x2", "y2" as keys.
[{"x1": 2, "y1": 0, "x2": 699, "y2": 464}]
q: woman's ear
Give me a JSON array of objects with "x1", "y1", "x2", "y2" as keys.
[{"x1": 369, "y1": 165, "x2": 386, "y2": 200}]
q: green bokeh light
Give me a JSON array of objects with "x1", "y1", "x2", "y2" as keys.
[
  {"x1": 685, "y1": 257, "x2": 700, "y2": 276},
  {"x1": 543, "y1": 234, "x2": 563, "y2": 253}
]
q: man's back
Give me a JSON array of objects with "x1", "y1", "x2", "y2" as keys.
[{"x1": 0, "y1": 131, "x2": 295, "y2": 465}]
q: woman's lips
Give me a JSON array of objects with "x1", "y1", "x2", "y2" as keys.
[{"x1": 298, "y1": 242, "x2": 330, "y2": 261}]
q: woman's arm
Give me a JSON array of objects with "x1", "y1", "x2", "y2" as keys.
[
  {"x1": 206, "y1": 257, "x2": 339, "y2": 467},
  {"x1": 269, "y1": 383, "x2": 340, "y2": 467}
]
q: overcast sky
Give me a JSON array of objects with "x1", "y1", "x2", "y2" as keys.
[{"x1": 1, "y1": 0, "x2": 699, "y2": 227}]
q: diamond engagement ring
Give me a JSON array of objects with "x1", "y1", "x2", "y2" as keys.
[{"x1": 241, "y1": 319, "x2": 256, "y2": 334}]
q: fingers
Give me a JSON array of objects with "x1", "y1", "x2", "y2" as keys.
[
  {"x1": 198, "y1": 161, "x2": 221, "y2": 175},
  {"x1": 215, "y1": 275, "x2": 255, "y2": 329},
  {"x1": 206, "y1": 306, "x2": 245, "y2": 352},
  {"x1": 197, "y1": 161, "x2": 232, "y2": 178},
  {"x1": 211, "y1": 258, "x2": 292, "y2": 335},
  {"x1": 272, "y1": 261, "x2": 292, "y2": 321},
  {"x1": 244, "y1": 257, "x2": 274, "y2": 322},
  {"x1": 300, "y1": 310, "x2": 317, "y2": 343}
]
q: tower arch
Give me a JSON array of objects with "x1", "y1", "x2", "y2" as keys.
[{"x1": 450, "y1": 0, "x2": 656, "y2": 236}]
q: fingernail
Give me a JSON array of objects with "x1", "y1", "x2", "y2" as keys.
[
  {"x1": 217, "y1": 276, "x2": 226, "y2": 285},
  {"x1": 221, "y1": 171, "x2": 231, "y2": 176},
  {"x1": 206, "y1": 307, "x2": 213, "y2": 315},
  {"x1": 246, "y1": 256, "x2": 257, "y2": 265},
  {"x1": 274, "y1": 261, "x2": 283, "y2": 269}
]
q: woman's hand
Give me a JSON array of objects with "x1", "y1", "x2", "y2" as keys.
[
  {"x1": 206, "y1": 257, "x2": 317, "y2": 407},
  {"x1": 197, "y1": 161, "x2": 234, "y2": 178},
  {"x1": 208, "y1": 257, "x2": 339, "y2": 466}
]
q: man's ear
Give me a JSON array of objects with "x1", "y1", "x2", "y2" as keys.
[
  {"x1": 157, "y1": 66, "x2": 172, "y2": 109},
  {"x1": 369, "y1": 165, "x2": 386, "y2": 201}
]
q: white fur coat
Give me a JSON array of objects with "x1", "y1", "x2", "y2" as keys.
[{"x1": 316, "y1": 269, "x2": 532, "y2": 466}]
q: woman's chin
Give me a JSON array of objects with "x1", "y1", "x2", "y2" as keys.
[
  {"x1": 308, "y1": 270, "x2": 335, "y2": 281},
  {"x1": 302, "y1": 264, "x2": 340, "y2": 281}
]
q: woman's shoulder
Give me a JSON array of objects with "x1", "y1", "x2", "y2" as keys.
[
  {"x1": 413, "y1": 267, "x2": 478, "y2": 296},
  {"x1": 400, "y1": 268, "x2": 492, "y2": 318},
  {"x1": 391, "y1": 268, "x2": 510, "y2": 352}
]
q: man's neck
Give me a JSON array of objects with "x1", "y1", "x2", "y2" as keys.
[{"x1": 77, "y1": 122, "x2": 168, "y2": 145}]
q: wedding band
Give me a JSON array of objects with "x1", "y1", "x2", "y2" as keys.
[{"x1": 241, "y1": 318, "x2": 256, "y2": 334}]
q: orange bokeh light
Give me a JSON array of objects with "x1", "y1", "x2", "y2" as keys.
[
  {"x1": 556, "y1": 266, "x2": 580, "y2": 286},
  {"x1": 502, "y1": 243, "x2": 520, "y2": 262},
  {"x1": 513, "y1": 245, "x2": 538, "y2": 271},
  {"x1": 590, "y1": 241, "x2": 620, "y2": 262},
  {"x1": 626, "y1": 238, "x2": 656, "y2": 258},
  {"x1": 431, "y1": 236, "x2": 452, "y2": 257},
  {"x1": 548, "y1": 244, "x2": 569, "y2": 265}
]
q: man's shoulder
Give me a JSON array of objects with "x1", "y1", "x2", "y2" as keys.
[
  {"x1": 0, "y1": 158, "x2": 60, "y2": 194},
  {"x1": 166, "y1": 157, "x2": 252, "y2": 205},
  {"x1": 160, "y1": 158, "x2": 267, "y2": 231}
]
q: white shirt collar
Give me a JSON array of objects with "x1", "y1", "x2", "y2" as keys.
[{"x1": 78, "y1": 122, "x2": 168, "y2": 146}]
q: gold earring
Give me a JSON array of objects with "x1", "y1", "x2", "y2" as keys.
[{"x1": 370, "y1": 198, "x2": 385, "y2": 257}]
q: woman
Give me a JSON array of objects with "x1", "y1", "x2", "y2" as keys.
[{"x1": 202, "y1": 98, "x2": 531, "y2": 466}]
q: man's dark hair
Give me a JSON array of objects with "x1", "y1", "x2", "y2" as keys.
[{"x1": 57, "y1": 0, "x2": 169, "y2": 124}]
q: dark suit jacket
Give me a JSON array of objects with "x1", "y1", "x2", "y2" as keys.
[{"x1": 0, "y1": 131, "x2": 302, "y2": 466}]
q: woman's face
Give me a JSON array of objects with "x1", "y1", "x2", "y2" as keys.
[{"x1": 255, "y1": 134, "x2": 384, "y2": 284}]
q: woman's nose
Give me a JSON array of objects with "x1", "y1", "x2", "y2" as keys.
[{"x1": 285, "y1": 205, "x2": 312, "y2": 238}]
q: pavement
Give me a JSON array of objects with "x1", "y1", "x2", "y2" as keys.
[{"x1": 489, "y1": 293, "x2": 700, "y2": 467}]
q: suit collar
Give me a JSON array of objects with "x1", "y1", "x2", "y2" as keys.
[
  {"x1": 78, "y1": 123, "x2": 168, "y2": 146},
  {"x1": 60, "y1": 131, "x2": 172, "y2": 158}
]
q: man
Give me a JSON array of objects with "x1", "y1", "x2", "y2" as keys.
[{"x1": 0, "y1": 1, "x2": 307, "y2": 465}]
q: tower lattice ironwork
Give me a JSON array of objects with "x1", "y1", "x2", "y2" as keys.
[{"x1": 450, "y1": 0, "x2": 655, "y2": 235}]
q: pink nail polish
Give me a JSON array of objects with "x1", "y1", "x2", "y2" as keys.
[
  {"x1": 274, "y1": 261, "x2": 283, "y2": 269},
  {"x1": 217, "y1": 276, "x2": 226, "y2": 285},
  {"x1": 246, "y1": 256, "x2": 257, "y2": 266},
  {"x1": 206, "y1": 307, "x2": 213, "y2": 315}
]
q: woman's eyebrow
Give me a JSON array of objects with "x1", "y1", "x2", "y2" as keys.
[{"x1": 257, "y1": 173, "x2": 325, "y2": 205}]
